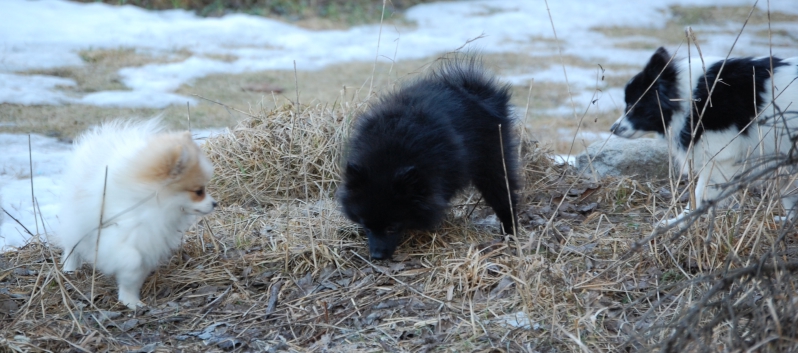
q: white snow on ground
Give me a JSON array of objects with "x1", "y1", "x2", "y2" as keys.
[
  {"x1": 1, "y1": 0, "x2": 798, "y2": 249},
  {"x1": 0, "y1": 134, "x2": 71, "y2": 247},
  {"x1": 502, "y1": 66, "x2": 619, "y2": 89},
  {"x1": 2, "y1": 0, "x2": 797, "y2": 109},
  {"x1": 0, "y1": 73, "x2": 77, "y2": 106}
]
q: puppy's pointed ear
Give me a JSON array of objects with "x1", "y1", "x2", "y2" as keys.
[
  {"x1": 393, "y1": 166, "x2": 425, "y2": 195},
  {"x1": 644, "y1": 47, "x2": 671, "y2": 79},
  {"x1": 344, "y1": 162, "x2": 367, "y2": 188},
  {"x1": 169, "y1": 145, "x2": 190, "y2": 179}
]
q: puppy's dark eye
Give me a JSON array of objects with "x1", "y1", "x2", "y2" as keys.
[{"x1": 194, "y1": 188, "x2": 204, "y2": 196}]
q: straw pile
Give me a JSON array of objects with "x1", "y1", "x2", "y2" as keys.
[
  {"x1": 204, "y1": 102, "x2": 360, "y2": 206},
  {"x1": 2, "y1": 99, "x2": 798, "y2": 352}
]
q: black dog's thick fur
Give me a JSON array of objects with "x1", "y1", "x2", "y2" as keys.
[{"x1": 338, "y1": 55, "x2": 520, "y2": 260}]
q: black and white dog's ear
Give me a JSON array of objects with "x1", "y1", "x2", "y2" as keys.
[
  {"x1": 644, "y1": 47, "x2": 671, "y2": 79},
  {"x1": 654, "y1": 47, "x2": 670, "y2": 60}
]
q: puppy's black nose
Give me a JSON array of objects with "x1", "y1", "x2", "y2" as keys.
[
  {"x1": 212, "y1": 201, "x2": 218, "y2": 208},
  {"x1": 370, "y1": 247, "x2": 397, "y2": 260},
  {"x1": 370, "y1": 250, "x2": 388, "y2": 260},
  {"x1": 610, "y1": 122, "x2": 623, "y2": 134}
]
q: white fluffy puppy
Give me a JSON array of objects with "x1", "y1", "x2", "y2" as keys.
[{"x1": 58, "y1": 119, "x2": 216, "y2": 309}]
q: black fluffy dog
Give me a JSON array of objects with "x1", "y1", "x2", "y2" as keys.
[{"x1": 338, "y1": 55, "x2": 520, "y2": 260}]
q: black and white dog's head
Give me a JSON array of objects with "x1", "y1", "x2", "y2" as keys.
[{"x1": 611, "y1": 47, "x2": 682, "y2": 139}]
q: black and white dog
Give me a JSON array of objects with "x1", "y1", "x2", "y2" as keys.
[{"x1": 611, "y1": 47, "x2": 798, "y2": 226}]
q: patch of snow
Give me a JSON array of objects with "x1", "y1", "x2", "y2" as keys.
[
  {"x1": 79, "y1": 90, "x2": 196, "y2": 109},
  {"x1": 2, "y1": 0, "x2": 797, "y2": 109},
  {"x1": 502, "y1": 66, "x2": 607, "y2": 88},
  {"x1": 0, "y1": 133, "x2": 71, "y2": 249},
  {"x1": 0, "y1": 73, "x2": 76, "y2": 105}
]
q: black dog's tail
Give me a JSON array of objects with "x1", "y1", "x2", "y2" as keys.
[
  {"x1": 432, "y1": 53, "x2": 512, "y2": 115},
  {"x1": 430, "y1": 53, "x2": 520, "y2": 236}
]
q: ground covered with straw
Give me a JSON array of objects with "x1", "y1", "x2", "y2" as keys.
[{"x1": 2, "y1": 99, "x2": 798, "y2": 352}]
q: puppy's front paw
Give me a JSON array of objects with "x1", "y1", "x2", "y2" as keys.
[
  {"x1": 119, "y1": 289, "x2": 145, "y2": 310},
  {"x1": 120, "y1": 299, "x2": 147, "y2": 310},
  {"x1": 657, "y1": 209, "x2": 690, "y2": 228},
  {"x1": 61, "y1": 257, "x2": 82, "y2": 273}
]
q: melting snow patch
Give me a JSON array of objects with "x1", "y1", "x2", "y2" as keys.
[
  {"x1": 3, "y1": 0, "x2": 797, "y2": 109},
  {"x1": 78, "y1": 90, "x2": 196, "y2": 109},
  {"x1": 0, "y1": 73, "x2": 76, "y2": 105}
]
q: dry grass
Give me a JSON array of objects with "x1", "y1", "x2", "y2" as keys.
[
  {"x1": 3, "y1": 93, "x2": 798, "y2": 351},
  {"x1": 203, "y1": 102, "x2": 357, "y2": 206},
  {"x1": 593, "y1": 5, "x2": 798, "y2": 49},
  {"x1": 178, "y1": 53, "x2": 581, "y2": 112},
  {"x1": 0, "y1": 105, "x2": 194, "y2": 143}
]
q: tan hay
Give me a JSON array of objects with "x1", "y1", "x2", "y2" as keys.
[
  {"x1": 3, "y1": 100, "x2": 798, "y2": 352},
  {"x1": 203, "y1": 102, "x2": 364, "y2": 207}
]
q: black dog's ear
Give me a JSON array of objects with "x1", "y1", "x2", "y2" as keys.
[
  {"x1": 644, "y1": 47, "x2": 671, "y2": 79},
  {"x1": 393, "y1": 166, "x2": 425, "y2": 195},
  {"x1": 344, "y1": 162, "x2": 367, "y2": 188}
]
